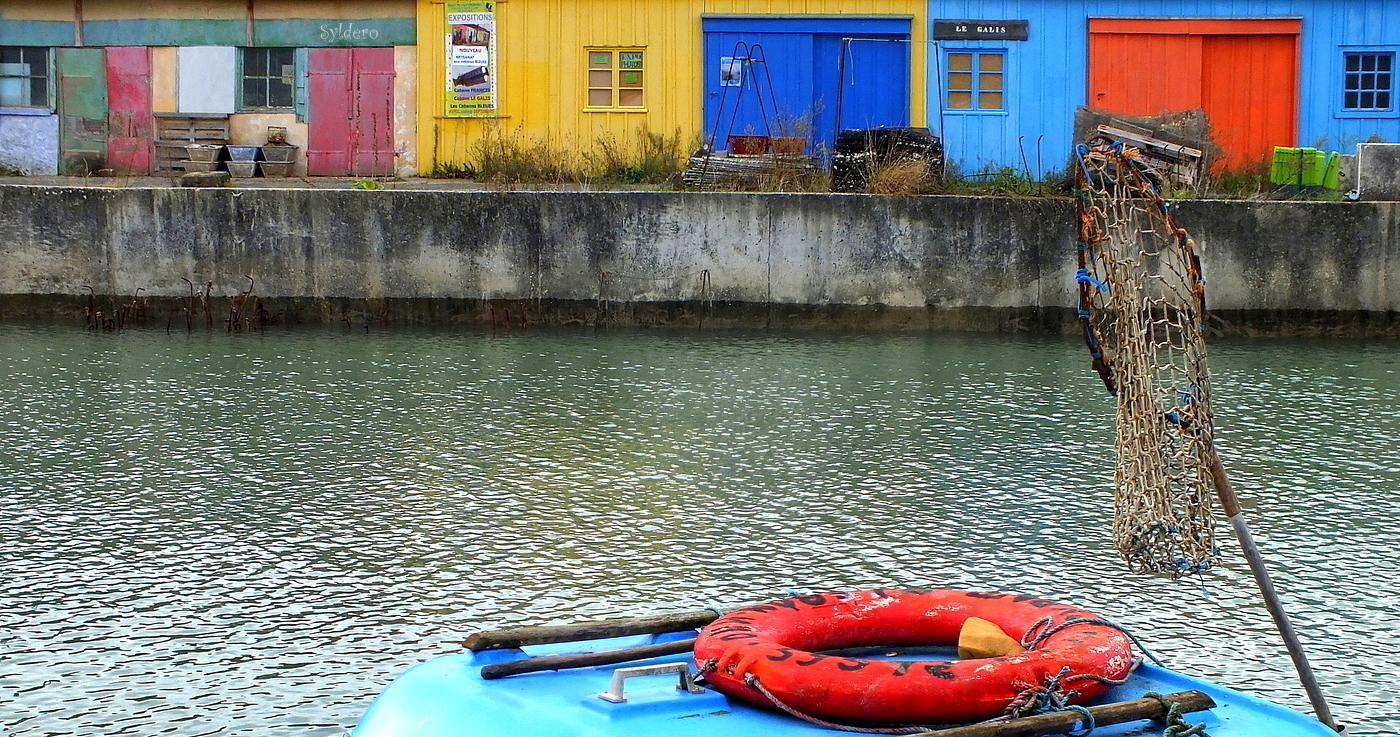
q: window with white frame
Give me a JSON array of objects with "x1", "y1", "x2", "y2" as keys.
[
  {"x1": 1343, "y1": 51, "x2": 1394, "y2": 113},
  {"x1": 945, "y1": 50, "x2": 1004, "y2": 111},
  {"x1": 0, "y1": 46, "x2": 50, "y2": 109}
]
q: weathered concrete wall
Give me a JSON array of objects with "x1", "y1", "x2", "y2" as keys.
[
  {"x1": 0, "y1": 113, "x2": 59, "y2": 175},
  {"x1": 0, "y1": 185, "x2": 1396, "y2": 334},
  {"x1": 1356, "y1": 143, "x2": 1400, "y2": 201}
]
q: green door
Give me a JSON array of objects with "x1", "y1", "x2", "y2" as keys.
[{"x1": 58, "y1": 47, "x2": 108, "y2": 175}]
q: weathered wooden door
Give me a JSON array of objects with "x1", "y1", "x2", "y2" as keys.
[
  {"x1": 57, "y1": 47, "x2": 108, "y2": 175},
  {"x1": 703, "y1": 18, "x2": 911, "y2": 155},
  {"x1": 1088, "y1": 18, "x2": 1300, "y2": 170},
  {"x1": 1201, "y1": 33, "x2": 1299, "y2": 169},
  {"x1": 105, "y1": 46, "x2": 153, "y2": 175},
  {"x1": 307, "y1": 47, "x2": 396, "y2": 176}
]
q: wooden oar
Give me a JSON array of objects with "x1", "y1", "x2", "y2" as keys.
[
  {"x1": 478, "y1": 638, "x2": 697, "y2": 680},
  {"x1": 463, "y1": 609, "x2": 722, "y2": 651},
  {"x1": 1206, "y1": 452, "x2": 1339, "y2": 731},
  {"x1": 911, "y1": 690, "x2": 1216, "y2": 737}
]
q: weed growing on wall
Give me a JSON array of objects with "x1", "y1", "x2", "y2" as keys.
[
  {"x1": 589, "y1": 129, "x2": 695, "y2": 185},
  {"x1": 470, "y1": 127, "x2": 584, "y2": 184},
  {"x1": 863, "y1": 160, "x2": 934, "y2": 195},
  {"x1": 430, "y1": 161, "x2": 478, "y2": 179},
  {"x1": 430, "y1": 125, "x2": 693, "y2": 187}
]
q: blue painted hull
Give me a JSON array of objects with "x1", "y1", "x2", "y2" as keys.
[{"x1": 349, "y1": 630, "x2": 1335, "y2": 737}]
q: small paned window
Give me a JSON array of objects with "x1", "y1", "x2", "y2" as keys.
[
  {"x1": 1343, "y1": 52, "x2": 1393, "y2": 112},
  {"x1": 586, "y1": 49, "x2": 645, "y2": 110},
  {"x1": 945, "y1": 50, "x2": 1004, "y2": 111},
  {"x1": 0, "y1": 46, "x2": 50, "y2": 109},
  {"x1": 241, "y1": 47, "x2": 296, "y2": 111}
]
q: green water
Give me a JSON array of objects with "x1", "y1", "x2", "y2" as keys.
[{"x1": 1, "y1": 324, "x2": 1396, "y2": 736}]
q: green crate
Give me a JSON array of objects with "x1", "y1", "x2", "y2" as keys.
[
  {"x1": 1321, "y1": 152, "x2": 1341, "y2": 190},
  {"x1": 1270, "y1": 147, "x2": 1330, "y2": 187}
]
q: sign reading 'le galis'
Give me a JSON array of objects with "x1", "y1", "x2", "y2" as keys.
[{"x1": 933, "y1": 19, "x2": 1029, "y2": 41}]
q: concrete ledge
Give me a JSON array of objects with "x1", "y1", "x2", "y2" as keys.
[
  {"x1": 4, "y1": 295, "x2": 1398, "y2": 338},
  {"x1": 0, "y1": 186, "x2": 1395, "y2": 335}
]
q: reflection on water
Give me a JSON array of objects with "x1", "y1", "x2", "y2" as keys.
[{"x1": 0, "y1": 324, "x2": 1395, "y2": 736}]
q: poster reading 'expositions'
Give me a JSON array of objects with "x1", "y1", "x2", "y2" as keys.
[{"x1": 445, "y1": 1, "x2": 496, "y2": 117}]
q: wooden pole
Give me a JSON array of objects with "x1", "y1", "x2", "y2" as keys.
[
  {"x1": 1206, "y1": 450, "x2": 1340, "y2": 731},
  {"x1": 463, "y1": 609, "x2": 722, "y2": 651},
  {"x1": 909, "y1": 691, "x2": 1216, "y2": 737},
  {"x1": 479, "y1": 638, "x2": 696, "y2": 680}
]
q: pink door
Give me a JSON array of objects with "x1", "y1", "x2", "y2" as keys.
[
  {"x1": 307, "y1": 48, "x2": 396, "y2": 176},
  {"x1": 105, "y1": 46, "x2": 153, "y2": 174}
]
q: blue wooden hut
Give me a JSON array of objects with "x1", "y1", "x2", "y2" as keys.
[{"x1": 926, "y1": 0, "x2": 1398, "y2": 175}]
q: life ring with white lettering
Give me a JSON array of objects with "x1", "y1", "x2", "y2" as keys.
[{"x1": 693, "y1": 589, "x2": 1135, "y2": 725}]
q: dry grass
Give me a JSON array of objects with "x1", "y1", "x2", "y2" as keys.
[
  {"x1": 472, "y1": 128, "x2": 583, "y2": 184},
  {"x1": 588, "y1": 129, "x2": 693, "y2": 185},
  {"x1": 864, "y1": 159, "x2": 934, "y2": 195},
  {"x1": 431, "y1": 126, "x2": 692, "y2": 187}
]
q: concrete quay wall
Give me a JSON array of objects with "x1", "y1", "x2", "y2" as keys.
[{"x1": 0, "y1": 186, "x2": 1396, "y2": 334}]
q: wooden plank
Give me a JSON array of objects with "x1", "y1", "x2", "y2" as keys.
[
  {"x1": 1088, "y1": 18, "x2": 1302, "y2": 36},
  {"x1": 151, "y1": 112, "x2": 229, "y2": 173},
  {"x1": 464, "y1": 609, "x2": 722, "y2": 651},
  {"x1": 479, "y1": 639, "x2": 697, "y2": 680},
  {"x1": 909, "y1": 691, "x2": 1217, "y2": 737}
]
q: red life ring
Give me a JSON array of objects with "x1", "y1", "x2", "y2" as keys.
[{"x1": 693, "y1": 589, "x2": 1135, "y2": 725}]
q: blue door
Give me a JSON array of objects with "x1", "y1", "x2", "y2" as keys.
[{"x1": 703, "y1": 17, "x2": 911, "y2": 155}]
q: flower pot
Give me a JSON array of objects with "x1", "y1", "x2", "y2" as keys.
[
  {"x1": 226, "y1": 145, "x2": 260, "y2": 162},
  {"x1": 226, "y1": 161, "x2": 258, "y2": 178},
  {"x1": 185, "y1": 144, "x2": 222, "y2": 163},
  {"x1": 727, "y1": 135, "x2": 770, "y2": 156},
  {"x1": 260, "y1": 144, "x2": 298, "y2": 163},
  {"x1": 772, "y1": 137, "x2": 807, "y2": 155},
  {"x1": 181, "y1": 160, "x2": 220, "y2": 172},
  {"x1": 259, "y1": 162, "x2": 293, "y2": 177}
]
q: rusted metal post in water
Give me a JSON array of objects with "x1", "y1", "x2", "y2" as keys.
[
  {"x1": 181, "y1": 278, "x2": 195, "y2": 331},
  {"x1": 83, "y1": 285, "x2": 95, "y2": 329}
]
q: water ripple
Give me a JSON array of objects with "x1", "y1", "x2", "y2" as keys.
[{"x1": 0, "y1": 325, "x2": 1395, "y2": 735}]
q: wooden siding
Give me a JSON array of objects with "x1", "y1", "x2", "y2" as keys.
[
  {"x1": 1088, "y1": 18, "x2": 1300, "y2": 168},
  {"x1": 927, "y1": 0, "x2": 1400, "y2": 175},
  {"x1": 416, "y1": 0, "x2": 927, "y2": 172},
  {"x1": 2, "y1": 0, "x2": 415, "y2": 47}
]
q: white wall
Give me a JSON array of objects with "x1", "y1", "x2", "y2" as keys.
[{"x1": 177, "y1": 46, "x2": 237, "y2": 114}]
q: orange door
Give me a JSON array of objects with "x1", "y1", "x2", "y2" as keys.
[
  {"x1": 1088, "y1": 18, "x2": 1299, "y2": 171},
  {"x1": 1202, "y1": 34, "x2": 1299, "y2": 169},
  {"x1": 1089, "y1": 32, "x2": 1202, "y2": 115}
]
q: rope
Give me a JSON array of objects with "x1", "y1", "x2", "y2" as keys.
[
  {"x1": 1063, "y1": 706, "x2": 1097, "y2": 737},
  {"x1": 1022, "y1": 616, "x2": 1166, "y2": 667},
  {"x1": 743, "y1": 673, "x2": 940, "y2": 734},
  {"x1": 1003, "y1": 667, "x2": 1113, "y2": 737},
  {"x1": 1143, "y1": 691, "x2": 1210, "y2": 737}
]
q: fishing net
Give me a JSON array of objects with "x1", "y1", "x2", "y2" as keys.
[{"x1": 1073, "y1": 140, "x2": 1221, "y2": 578}]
